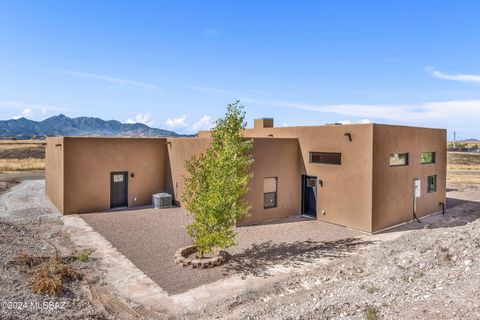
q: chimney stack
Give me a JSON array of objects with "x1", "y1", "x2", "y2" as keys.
[{"x1": 254, "y1": 118, "x2": 274, "y2": 129}]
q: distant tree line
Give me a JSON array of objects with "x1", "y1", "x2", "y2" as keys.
[{"x1": 448, "y1": 142, "x2": 480, "y2": 152}]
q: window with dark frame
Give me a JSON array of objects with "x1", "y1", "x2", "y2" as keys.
[
  {"x1": 427, "y1": 175, "x2": 437, "y2": 193},
  {"x1": 390, "y1": 153, "x2": 409, "y2": 166},
  {"x1": 421, "y1": 152, "x2": 436, "y2": 164},
  {"x1": 263, "y1": 177, "x2": 277, "y2": 209},
  {"x1": 309, "y1": 152, "x2": 341, "y2": 165}
]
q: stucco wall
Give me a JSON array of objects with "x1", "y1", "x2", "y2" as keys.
[
  {"x1": 166, "y1": 137, "x2": 300, "y2": 226},
  {"x1": 372, "y1": 125, "x2": 447, "y2": 232},
  {"x1": 45, "y1": 137, "x2": 64, "y2": 212},
  {"x1": 62, "y1": 137, "x2": 168, "y2": 214},
  {"x1": 45, "y1": 122, "x2": 446, "y2": 233},
  {"x1": 239, "y1": 138, "x2": 301, "y2": 225},
  {"x1": 165, "y1": 138, "x2": 210, "y2": 203},
  {"x1": 243, "y1": 124, "x2": 374, "y2": 232}
]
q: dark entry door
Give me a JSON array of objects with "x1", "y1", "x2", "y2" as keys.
[
  {"x1": 110, "y1": 172, "x2": 128, "y2": 208},
  {"x1": 302, "y1": 175, "x2": 317, "y2": 217}
]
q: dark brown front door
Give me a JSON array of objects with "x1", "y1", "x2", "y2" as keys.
[
  {"x1": 110, "y1": 172, "x2": 128, "y2": 208},
  {"x1": 302, "y1": 175, "x2": 317, "y2": 217}
]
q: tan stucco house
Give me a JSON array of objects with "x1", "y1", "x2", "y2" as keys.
[{"x1": 45, "y1": 119, "x2": 446, "y2": 233}]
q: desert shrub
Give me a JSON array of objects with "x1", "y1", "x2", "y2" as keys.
[
  {"x1": 74, "y1": 248, "x2": 96, "y2": 262},
  {"x1": 10, "y1": 241, "x2": 78, "y2": 296},
  {"x1": 365, "y1": 305, "x2": 380, "y2": 320},
  {"x1": 31, "y1": 269, "x2": 62, "y2": 296},
  {"x1": 30, "y1": 256, "x2": 76, "y2": 296}
]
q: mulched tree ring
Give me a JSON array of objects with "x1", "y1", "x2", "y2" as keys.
[{"x1": 174, "y1": 246, "x2": 228, "y2": 269}]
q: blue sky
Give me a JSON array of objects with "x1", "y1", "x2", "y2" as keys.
[{"x1": 1, "y1": 1, "x2": 480, "y2": 138}]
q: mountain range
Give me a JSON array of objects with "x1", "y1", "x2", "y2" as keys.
[{"x1": 0, "y1": 114, "x2": 182, "y2": 139}]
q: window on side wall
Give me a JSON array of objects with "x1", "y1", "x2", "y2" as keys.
[
  {"x1": 309, "y1": 152, "x2": 341, "y2": 165},
  {"x1": 264, "y1": 177, "x2": 277, "y2": 209},
  {"x1": 427, "y1": 175, "x2": 437, "y2": 193},
  {"x1": 390, "y1": 153, "x2": 409, "y2": 166},
  {"x1": 421, "y1": 152, "x2": 436, "y2": 164}
]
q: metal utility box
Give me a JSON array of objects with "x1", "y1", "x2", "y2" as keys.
[
  {"x1": 152, "y1": 193, "x2": 172, "y2": 209},
  {"x1": 414, "y1": 179, "x2": 421, "y2": 198}
]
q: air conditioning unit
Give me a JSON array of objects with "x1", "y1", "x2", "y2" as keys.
[{"x1": 152, "y1": 193, "x2": 172, "y2": 209}]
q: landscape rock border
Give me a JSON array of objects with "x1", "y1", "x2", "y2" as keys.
[{"x1": 174, "y1": 246, "x2": 228, "y2": 269}]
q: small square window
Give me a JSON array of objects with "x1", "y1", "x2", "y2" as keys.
[
  {"x1": 390, "y1": 153, "x2": 409, "y2": 166},
  {"x1": 421, "y1": 152, "x2": 436, "y2": 164},
  {"x1": 427, "y1": 175, "x2": 437, "y2": 193},
  {"x1": 264, "y1": 177, "x2": 277, "y2": 209}
]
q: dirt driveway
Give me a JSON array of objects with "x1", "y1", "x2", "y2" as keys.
[{"x1": 80, "y1": 208, "x2": 363, "y2": 294}]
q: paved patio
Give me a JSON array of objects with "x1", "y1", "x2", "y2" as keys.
[{"x1": 80, "y1": 207, "x2": 363, "y2": 294}]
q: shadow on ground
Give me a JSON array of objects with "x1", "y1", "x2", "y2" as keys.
[
  {"x1": 239, "y1": 215, "x2": 315, "y2": 227},
  {"x1": 224, "y1": 237, "x2": 373, "y2": 277},
  {"x1": 447, "y1": 197, "x2": 473, "y2": 209}
]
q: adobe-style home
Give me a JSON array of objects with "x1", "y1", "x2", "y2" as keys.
[{"x1": 45, "y1": 118, "x2": 446, "y2": 233}]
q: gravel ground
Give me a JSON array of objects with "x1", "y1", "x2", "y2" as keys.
[
  {"x1": 0, "y1": 180, "x2": 60, "y2": 221},
  {"x1": 0, "y1": 179, "x2": 162, "y2": 320},
  {"x1": 3, "y1": 177, "x2": 480, "y2": 319},
  {"x1": 0, "y1": 219, "x2": 110, "y2": 319},
  {"x1": 80, "y1": 208, "x2": 362, "y2": 294},
  {"x1": 0, "y1": 180, "x2": 17, "y2": 194},
  {"x1": 0, "y1": 181, "x2": 108, "y2": 319},
  {"x1": 182, "y1": 188, "x2": 480, "y2": 320}
]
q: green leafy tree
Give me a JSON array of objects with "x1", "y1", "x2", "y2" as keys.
[{"x1": 183, "y1": 101, "x2": 253, "y2": 258}]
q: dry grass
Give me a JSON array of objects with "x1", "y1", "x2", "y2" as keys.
[
  {"x1": 0, "y1": 140, "x2": 45, "y2": 172},
  {"x1": 11, "y1": 243, "x2": 78, "y2": 296},
  {"x1": 447, "y1": 173, "x2": 480, "y2": 185},
  {"x1": 449, "y1": 164, "x2": 480, "y2": 171},
  {"x1": 447, "y1": 153, "x2": 480, "y2": 185},
  {"x1": 448, "y1": 152, "x2": 480, "y2": 171},
  {"x1": 0, "y1": 140, "x2": 45, "y2": 159},
  {"x1": 0, "y1": 158, "x2": 45, "y2": 172},
  {"x1": 0, "y1": 139, "x2": 45, "y2": 144},
  {"x1": 29, "y1": 256, "x2": 76, "y2": 296}
]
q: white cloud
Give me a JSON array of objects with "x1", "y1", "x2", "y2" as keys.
[
  {"x1": 165, "y1": 115, "x2": 188, "y2": 129},
  {"x1": 41, "y1": 108, "x2": 48, "y2": 115},
  {"x1": 319, "y1": 101, "x2": 480, "y2": 123},
  {"x1": 125, "y1": 112, "x2": 155, "y2": 126},
  {"x1": 358, "y1": 119, "x2": 372, "y2": 124},
  {"x1": 336, "y1": 119, "x2": 371, "y2": 125},
  {"x1": 426, "y1": 67, "x2": 480, "y2": 84},
  {"x1": 22, "y1": 108, "x2": 32, "y2": 118},
  {"x1": 11, "y1": 107, "x2": 33, "y2": 120},
  {"x1": 57, "y1": 70, "x2": 159, "y2": 90},
  {"x1": 242, "y1": 97, "x2": 480, "y2": 127},
  {"x1": 192, "y1": 115, "x2": 213, "y2": 131}
]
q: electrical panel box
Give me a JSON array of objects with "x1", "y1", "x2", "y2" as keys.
[{"x1": 414, "y1": 179, "x2": 421, "y2": 198}]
